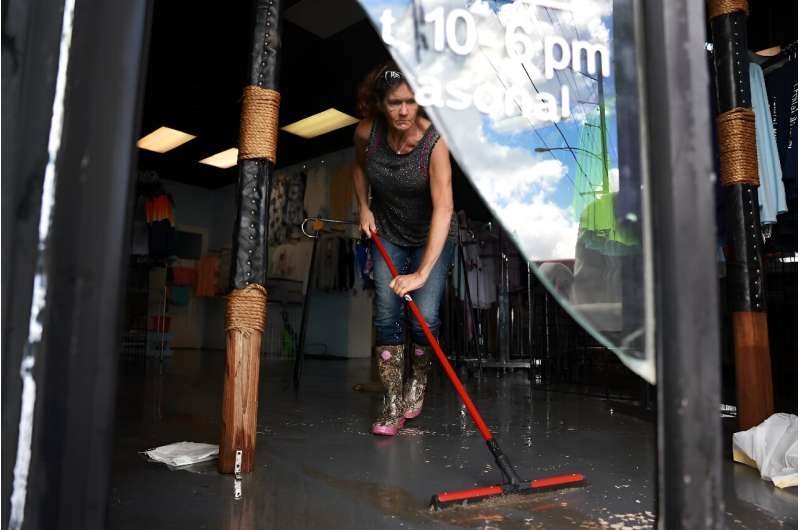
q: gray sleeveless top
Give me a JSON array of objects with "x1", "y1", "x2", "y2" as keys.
[{"x1": 365, "y1": 118, "x2": 457, "y2": 247}]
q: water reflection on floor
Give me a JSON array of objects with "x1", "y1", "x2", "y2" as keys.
[{"x1": 108, "y1": 350, "x2": 796, "y2": 529}]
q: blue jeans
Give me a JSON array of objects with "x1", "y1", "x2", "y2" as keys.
[{"x1": 372, "y1": 239, "x2": 454, "y2": 346}]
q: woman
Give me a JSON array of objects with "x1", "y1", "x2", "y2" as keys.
[{"x1": 353, "y1": 63, "x2": 457, "y2": 436}]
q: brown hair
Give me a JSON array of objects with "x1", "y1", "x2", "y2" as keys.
[{"x1": 355, "y1": 60, "x2": 406, "y2": 120}]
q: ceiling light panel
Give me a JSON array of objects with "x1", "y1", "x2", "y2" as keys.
[
  {"x1": 199, "y1": 148, "x2": 239, "y2": 169},
  {"x1": 137, "y1": 126, "x2": 196, "y2": 153},
  {"x1": 281, "y1": 108, "x2": 359, "y2": 139}
]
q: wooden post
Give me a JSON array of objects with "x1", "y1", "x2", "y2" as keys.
[
  {"x1": 708, "y1": 0, "x2": 774, "y2": 430},
  {"x1": 219, "y1": 0, "x2": 283, "y2": 474}
]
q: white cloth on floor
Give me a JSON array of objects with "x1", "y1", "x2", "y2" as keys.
[
  {"x1": 143, "y1": 442, "x2": 219, "y2": 468},
  {"x1": 733, "y1": 413, "x2": 798, "y2": 488}
]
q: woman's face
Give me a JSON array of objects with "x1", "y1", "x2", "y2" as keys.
[{"x1": 382, "y1": 82, "x2": 418, "y2": 132}]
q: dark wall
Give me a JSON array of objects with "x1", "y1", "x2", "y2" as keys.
[{"x1": 747, "y1": 3, "x2": 797, "y2": 51}]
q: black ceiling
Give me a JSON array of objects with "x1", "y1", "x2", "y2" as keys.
[{"x1": 136, "y1": 0, "x2": 390, "y2": 189}]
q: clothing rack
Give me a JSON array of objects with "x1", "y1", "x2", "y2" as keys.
[
  {"x1": 452, "y1": 220, "x2": 529, "y2": 372},
  {"x1": 451, "y1": 225, "x2": 482, "y2": 368},
  {"x1": 120, "y1": 285, "x2": 170, "y2": 362},
  {"x1": 300, "y1": 216, "x2": 359, "y2": 239},
  {"x1": 294, "y1": 216, "x2": 360, "y2": 385}
]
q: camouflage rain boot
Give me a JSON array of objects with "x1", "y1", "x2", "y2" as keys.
[
  {"x1": 371, "y1": 345, "x2": 406, "y2": 435},
  {"x1": 403, "y1": 344, "x2": 432, "y2": 420}
]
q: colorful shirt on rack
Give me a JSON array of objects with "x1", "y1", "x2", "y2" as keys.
[
  {"x1": 145, "y1": 194, "x2": 175, "y2": 225},
  {"x1": 195, "y1": 256, "x2": 220, "y2": 297},
  {"x1": 145, "y1": 193, "x2": 176, "y2": 258},
  {"x1": 269, "y1": 171, "x2": 308, "y2": 244}
]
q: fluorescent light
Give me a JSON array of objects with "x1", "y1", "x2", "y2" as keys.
[
  {"x1": 199, "y1": 148, "x2": 238, "y2": 169},
  {"x1": 281, "y1": 108, "x2": 359, "y2": 139},
  {"x1": 137, "y1": 126, "x2": 195, "y2": 153}
]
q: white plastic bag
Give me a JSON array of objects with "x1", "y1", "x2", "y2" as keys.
[{"x1": 733, "y1": 413, "x2": 798, "y2": 488}]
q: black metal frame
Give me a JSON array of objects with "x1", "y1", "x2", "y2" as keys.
[
  {"x1": 1, "y1": 0, "x2": 65, "y2": 523},
  {"x1": 762, "y1": 254, "x2": 798, "y2": 414},
  {"x1": 642, "y1": 0, "x2": 723, "y2": 527}
]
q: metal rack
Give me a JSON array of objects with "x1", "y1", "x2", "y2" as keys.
[
  {"x1": 447, "y1": 223, "x2": 530, "y2": 372},
  {"x1": 148, "y1": 285, "x2": 170, "y2": 361},
  {"x1": 443, "y1": 224, "x2": 644, "y2": 402},
  {"x1": 294, "y1": 216, "x2": 359, "y2": 384},
  {"x1": 120, "y1": 257, "x2": 172, "y2": 361}
]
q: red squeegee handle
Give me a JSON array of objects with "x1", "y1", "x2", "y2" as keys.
[{"x1": 371, "y1": 231, "x2": 493, "y2": 442}]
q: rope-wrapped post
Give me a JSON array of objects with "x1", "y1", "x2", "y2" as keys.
[
  {"x1": 219, "y1": 285, "x2": 267, "y2": 473},
  {"x1": 708, "y1": 0, "x2": 773, "y2": 430},
  {"x1": 219, "y1": 0, "x2": 283, "y2": 474}
]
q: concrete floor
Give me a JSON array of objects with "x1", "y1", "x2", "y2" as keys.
[{"x1": 109, "y1": 350, "x2": 797, "y2": 529}]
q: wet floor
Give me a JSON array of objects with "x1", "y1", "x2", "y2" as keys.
[{"x1": 109, "y1": 350, "x2": 797, "y2": 529}]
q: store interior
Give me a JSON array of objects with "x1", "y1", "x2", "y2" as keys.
[{"x1": 108, "y1": 1, "x2": 797, "y2": 528}]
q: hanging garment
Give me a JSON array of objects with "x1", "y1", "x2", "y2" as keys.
[
  {"x1": 457, "y1": 241, "x2": 497, "y2": 309},
  {"x1": 149, "y1": 219, "x2": 176, "y2": 259},
  {"x1": 145, "y1": 192, "x2": 176, "y2": 259},
  {"x1": 145, "y1": 194, "x2": 175, "y2": 225},
  {"x1": 337, "y1": 237, "x2": 355, "y2": 291},
  {"x1": 329, "y1": 161, "x2": 356, "y2": 224},
  {"x1": 270, "y1": 244, "x2": 294, "y2": 279},
  {"x1": 347, "y1": 239, "x2": 356, "y2": 290},
  {"x1": 304, "y1": 164, "x2": 330, "y2": 219},
  {"x1": 337, "y1": 238, "x2": 351, "y2": 291},
  {"x1": 750, "y1": 63, "x2": 788, "y2": 226},
  {"x1": 355, "y1": 240, "x2": 374, "y2": 290},
  {"x1": 765, "y1": 45, "x2": 798, "y2": 186},
  {"x1": 285, "y1": 171, "x2": 307, "y2": 239},
  {"x1": 170, "y1": 266, "x2": 197, "y2": 286},
  {"x1": 764, "y1": 48, "x2": 798, "y2": 252},
  {"x1": 268, "y1": 241, "x2": 314, "y2": 284},
  {"x1": 313, "y1": 236, "x2": 339, "y2": 291},
  {"x1": 269, "y1": 172, "x2": 289, "y2": 245},
  {"x1": 169, "y1": 286, "x2": 191, "y2": 306},
  {"x1": 195, "y1": 255, "x2": 220, "y2": 297}
]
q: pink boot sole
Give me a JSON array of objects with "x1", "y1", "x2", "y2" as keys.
[
  {"x1": 371, "y1": 418, "x2": 405, "y2": 436},
  {"x1": 403, "y1": 408, "x2": 422, "y2": 420}
]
